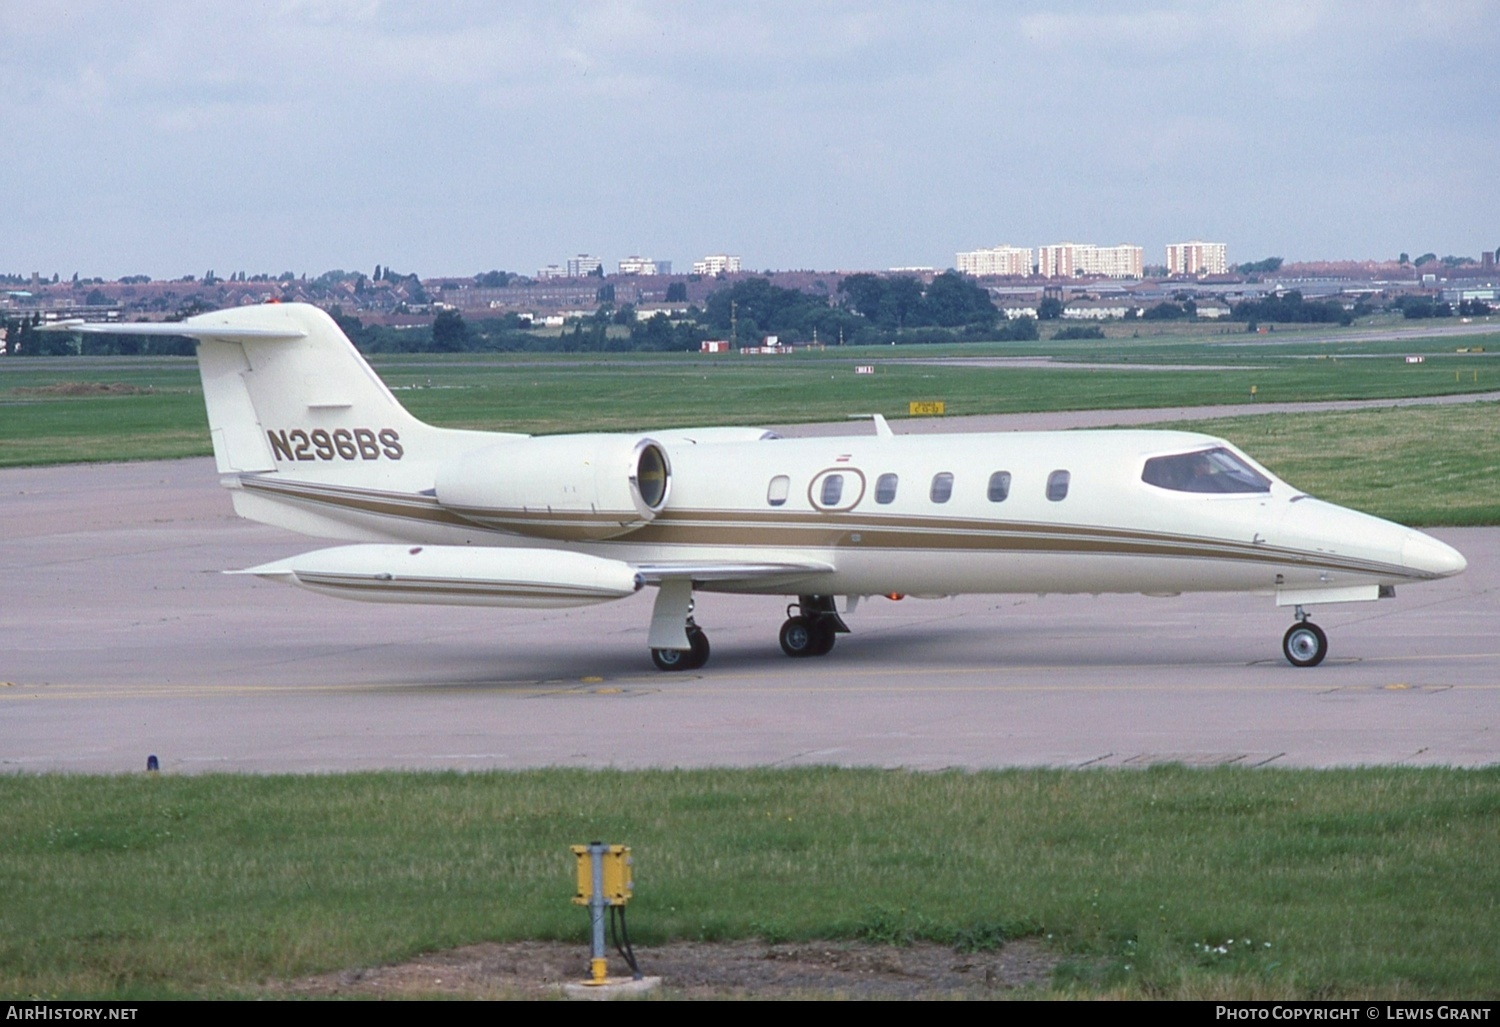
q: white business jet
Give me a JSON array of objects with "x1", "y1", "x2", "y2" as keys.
[{"x1": 49, "y1": 303, "x2": 1465, "y2": 670}]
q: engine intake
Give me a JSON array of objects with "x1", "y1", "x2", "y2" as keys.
[{"x1": 435, "y1": 434, "x2": 672, "y2": 540}]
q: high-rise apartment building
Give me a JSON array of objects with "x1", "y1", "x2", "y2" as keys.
[
  {"x1": 565, "y1": 254, "x2": 604, "y2": 277},
  {"x1": 1166, "y1": 241, "x2": 1228, "y2": 277},
  {"x1": 1034, "y1": 243, "x2": 1142, "y2": 279},
  {"x1": 955, "y1": 245, "x2": 1034, "y2": 277},
  {"x1": 692, "y1": 254, "x2": 741, "y2": 275},
  {"x1": 617, "y1": 256, "x2": 671, "y2": 275},
  {"x1": 1037, "y1": 242, "x2": 1086, "y2": 278},
  {"x1": 1092, "y1": 244, "x2": 1144, "y2": 279}
]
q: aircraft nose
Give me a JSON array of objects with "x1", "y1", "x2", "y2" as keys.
[{"x1": 1402, "y1": 530, "x2": 1467, "y2": 578}]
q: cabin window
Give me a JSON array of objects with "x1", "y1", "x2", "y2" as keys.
[
  {"x1": 875, "y1": 473, "x2": 899, "y2": 504},
  {"x1": 930, "y1": 472, "x2": 954, "y2": 503},
  {"x1": 1141, "y1": 447, "x2": 1271, "y2": 494},
  {"x1": 820, "y1": 474, "x2": 845, "y2": 507},
  {"x1": 1046, "y1": 470, "x2": 1071, "y2": 501},
  {"x1": 767, "y1": 475, "x2": 790, "y2": 506},
  {"x1": 987, "y1": 471, "x2": 1012, "y2": 502}
]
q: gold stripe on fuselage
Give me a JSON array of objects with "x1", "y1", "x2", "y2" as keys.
[{"x1": 238, "y1": 475, "x2": 1414, "y2": 580}]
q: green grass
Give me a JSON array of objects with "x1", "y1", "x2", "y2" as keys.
[
  {"x1": 3, "y1": 342, "x2": 1497, "y2": 524},
  {"x1": 2, "y1": 767, "x2": 1497, "y2": 999}
]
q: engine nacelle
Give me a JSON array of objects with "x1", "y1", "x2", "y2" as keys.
[{"x1": 434, "y1": 434, "x2": 671, "y2": 540}]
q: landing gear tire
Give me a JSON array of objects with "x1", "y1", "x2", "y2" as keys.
[
  {"x1": 780, "y1": 616, "x2": 835, "y2": 658},
  {"x1": 1282, "y1": 621, "x2": 1328, "y2": 668},
  {"x1": 652, "y1": 625, "x2": 710, "y2": 672},
  {"x1": 808, "y1": 623, "x2": 836, "y2": 656}
]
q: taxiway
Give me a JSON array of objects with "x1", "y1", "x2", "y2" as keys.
[{"x1": 2, "y1": 453, "x2": 1495, "y2": 773}]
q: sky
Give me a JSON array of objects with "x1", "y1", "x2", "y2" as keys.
[{"x1": 2, "y1": 0, "x2": 1497, "y2": 280}]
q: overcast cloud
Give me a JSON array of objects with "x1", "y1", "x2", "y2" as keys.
[{"x1": 2, "y1": 0, "x2": 1496, "y2": 278}]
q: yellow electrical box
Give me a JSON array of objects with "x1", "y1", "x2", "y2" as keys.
[{"x1": 572, "y1": 844, "x2": 633, "y2": 906}]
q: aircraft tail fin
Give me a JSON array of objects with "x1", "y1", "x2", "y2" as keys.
[{"x1": 51, "y1": 303, "x2": 495, "y2": 476}]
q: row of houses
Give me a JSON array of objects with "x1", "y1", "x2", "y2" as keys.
[{"x1": 536, "y1": 253, "x2": 740, "y2": 279}]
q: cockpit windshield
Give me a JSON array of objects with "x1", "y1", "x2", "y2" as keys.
[{"x1": 1141, "y1": 447, "x2": 1272, "y2": 494}]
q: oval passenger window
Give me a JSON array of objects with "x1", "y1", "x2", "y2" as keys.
[
  {"x1": 930, "y1": 472, "x2": 954, "y2": 503},
  {"x1": 820, "y1": 474, "x2": 845, "y2": 507},
  {"x1": 875, "y1": 473, "x2": 898, "y2": 504},
  {"x1": 987, "y1": 471, "x2": 1011, "y2": 502},
  {"x1": 1046, "y1": 470, "x2": 1070, "y2": 501},
  {"x1": 767, "y1": 475, "x2": 790, "y2": 507}
]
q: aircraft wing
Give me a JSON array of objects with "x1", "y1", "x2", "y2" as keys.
[{"x1": 632, "y1": 561, "x2": 833, "y2": 585}]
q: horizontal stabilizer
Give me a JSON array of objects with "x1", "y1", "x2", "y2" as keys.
[
  {"x1": 40, "y1": 318, "x2": 306, "y2": 342},
  {"x1": 235, "y1": 544, "x2": 643, "y2": 609}
]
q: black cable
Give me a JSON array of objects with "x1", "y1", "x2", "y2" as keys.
[{"x1": 610, "y1": 905, "x2": 642, "y2": 978}]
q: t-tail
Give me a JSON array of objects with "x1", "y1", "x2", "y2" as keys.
[{"x1": 46, "y1": 302, "x2": 513, "y2": 538}]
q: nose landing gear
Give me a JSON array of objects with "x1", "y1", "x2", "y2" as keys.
[{"x1": 1282, "y1": 606, "x2": 1328, "y2": 667}]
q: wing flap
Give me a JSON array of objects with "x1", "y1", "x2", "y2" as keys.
[{"x1": 632, "y1": 561, "x2": 833, "y2": 584}]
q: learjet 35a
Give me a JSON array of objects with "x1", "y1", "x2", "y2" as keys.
[{"x1": 51, "y1": 303, "x2": 1466, "y2": 670}]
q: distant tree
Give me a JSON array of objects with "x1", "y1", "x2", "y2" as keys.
[
  {"x1": 1236, "y1": 257, "x2": 1283, "y2": 274},
  {"x1": 705, "y1": 277, "x2": 830, "y2": 339},
  {"x1": 665, "y1": 281, "x2": 688, "y2": 303},
  {"x1": 475, "y1": 270, "x2": 511, "y2": 288},
  {"x1": 1399, "y1": 253, "x2": 1410, "y2": 265},
  {"x1": 431, "y1": 309, "x2": 469, "y2": 351},
  {"x1": 1413, "y1": 253, "x2": 1437, "y2": 268},
  {"x1": 1037, "y1": 296, "x2": 1064, "y2": 320},
  {"x1": 996, "y1": 315, "x2": 1039, "y2": 341},
  {"x1": 1053, "y1": 325, "x2": 1104, "y2": 340},
  {"x1": 1396, "y1": 297, "x2": 1451, "y2": 319},
  {"x1": 596, "y1": 283, "x2": 615, "y2": 305},
  {"x1": 878, "y1": 276, "x2": 926, "y2": 329},
  {"x1": 630, "y1": 312, "x2": 707, "y2": 352},
  {"x1": 922, "y1": 271, "x2": 997, "y2": 327},
  {"x1": 1232, "y1": 290, "x2": 1350, "y2": 325},
  {"x1": 1143, "y1": 301, "x2": 1187, "y2": 321},
  {"x1": 836, "y1": 273, "x2": 886, "y2": 320}
]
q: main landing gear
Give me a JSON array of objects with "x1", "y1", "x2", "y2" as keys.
[
  {"x1": 1282, "y1": 606, "x2": 1328, "y2": 668},
  {"x1": 648, "y1": 579, "x2": 711, "y2": 672},
  {"x1": 779, "y1": 595, "x2": 849, "y2": 659},
  {"x1": 651, "y1": 622, "x2": 710, "y2": 671},
  {"x1": 647, "y1": 586, "x2": 853, "y2": 671}
]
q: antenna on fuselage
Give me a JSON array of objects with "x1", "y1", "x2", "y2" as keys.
[{"x1": 847, "y1": 413, "x2": 894, "y2": 438}]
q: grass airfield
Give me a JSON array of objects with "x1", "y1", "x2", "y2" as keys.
[
  {"x1": 4, "y1": 768, "x2": 1498, "y2": 999},
  {"x1": 2, "y1": 322, "x2": 1498, "y2": 999},
  {"x1": 3, "y1": 325, "x2": 1498, "y2": 526}
]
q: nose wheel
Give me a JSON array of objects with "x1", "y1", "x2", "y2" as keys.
[{"x1": 1282, "y1": 619, "x2": 1328, "y2": 668}]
